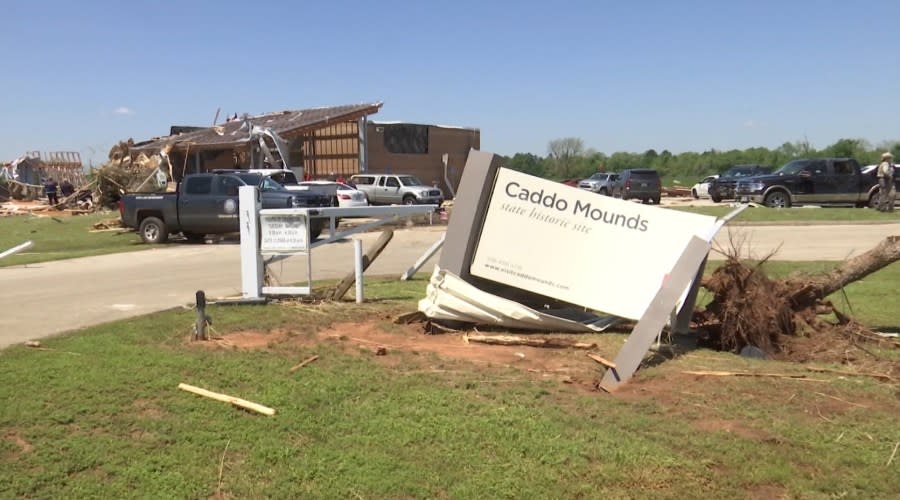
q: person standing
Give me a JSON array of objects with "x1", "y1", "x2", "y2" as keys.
[
  {"x1": 43, "y1": 177, "x2": 59, "y2": 206},
  {"x1": 60, "y1": 178, "x2": 75, "y2": 198},
  {"x1": 876, "y1": 152, "x2": 896, "y2": 212}
]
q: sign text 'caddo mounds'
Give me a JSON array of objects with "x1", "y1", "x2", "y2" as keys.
[{"x1": 470, "y1": 168, "x2": 718, "y2": 320}]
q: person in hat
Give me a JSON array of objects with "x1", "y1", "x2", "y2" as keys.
[{"x1": 876, "y1": 152, "x2": 895, "y2": 212}]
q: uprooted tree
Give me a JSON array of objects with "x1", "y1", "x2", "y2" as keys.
[{"x1": 694, "y1": 235, "x2": 900, "y2": 365}]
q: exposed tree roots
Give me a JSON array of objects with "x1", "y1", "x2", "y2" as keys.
[{"x1": 693, "y1": 236, "x2": 900, "y2": 376}]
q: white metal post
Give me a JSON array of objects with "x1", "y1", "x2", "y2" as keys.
[
  {"x1": 239, "y1": 186, "x2": 263, "y2": 299},
  {"x1": 354, "y1": 238, "x2": 364, "y2": 303},
  {"x1": 0, "y1": 240, "x2": 33, "y2": 260}
]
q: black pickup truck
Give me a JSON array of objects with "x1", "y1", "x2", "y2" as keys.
[
  {"x1": 709, "y1": 164, "x2": 772, "y2": 202},
  {"x1": 733, "y1": 157, "x2": 897, "y2": 208},
  {"x1": 120, "y1": 172, "x2": 330, "y2": 244}
]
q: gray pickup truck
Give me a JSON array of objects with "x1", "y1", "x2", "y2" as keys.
[
  {"x1": 349, "y1": 173, "x2": 443, "y2": 206},
  {"x1": 119, "y1": 172, "x2": 330, "y2": 244},
  {"x1": 577, "y1": 172, "x2": 618, "y2": 195}
]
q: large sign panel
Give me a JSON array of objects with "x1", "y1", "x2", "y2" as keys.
[
  {"x1": 471, "y1": 168, "x2": 717, "y2": 320},
  {"x1": 260, "y1": 214, "x2": 308, "y2": 253}
]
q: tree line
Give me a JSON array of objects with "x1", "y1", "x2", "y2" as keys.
[{"x1": 503, "y1": 137, "x2": 900, "y2": 183}]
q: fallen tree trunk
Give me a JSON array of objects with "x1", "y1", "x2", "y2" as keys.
[{"x1": 788, "y1": 235, "x2": 900, "y2": 308}]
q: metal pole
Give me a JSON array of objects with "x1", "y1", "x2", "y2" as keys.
[
  {"x1": 401, "y1": 233, "x2": 446, "y2": 280},
  {"x1": 0, "y1": 240, "x2": 33, "y2": 260},
  {"x1": 354, "y1": 239, "x2": 364, "y2": 303}
]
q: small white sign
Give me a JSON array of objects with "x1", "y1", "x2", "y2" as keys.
[
  {"x1": 471, "y1": 168, "x2": 718, "y2": 320},
  {"x1": 260, "y1": 214, "x2": 308, "y2": 253}
]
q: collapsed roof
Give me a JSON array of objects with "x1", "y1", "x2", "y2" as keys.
[{"x1": 130, "y1": 102, "x2": 383, "y2": 154}]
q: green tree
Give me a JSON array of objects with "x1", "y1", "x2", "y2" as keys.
[{"x1": 504, "y1": 153, "x2": 546, "y2": 177}]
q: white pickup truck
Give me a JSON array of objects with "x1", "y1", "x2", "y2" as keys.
[{"x1": 349, "y1": 174, "x2": 443, "y2": 206}]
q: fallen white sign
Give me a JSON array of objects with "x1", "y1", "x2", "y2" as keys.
[{"x1": 471, "y1": 168, "x2": 719, "y2": 320}]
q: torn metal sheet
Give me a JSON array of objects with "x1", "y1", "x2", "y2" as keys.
[{"x1": 418, "y1": 267, "x2": 619, "y2": 333}]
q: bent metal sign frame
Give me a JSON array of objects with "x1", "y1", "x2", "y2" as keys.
[{"x1": 470, "y1": 168, "x2": 718, "y2": 320}]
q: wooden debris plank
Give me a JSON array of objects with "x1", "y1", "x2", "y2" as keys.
[
  {"x1": 586, "y1": 353, "x2": 616, "y2": 368},
  {"x1": 177, "y1": 383, "x2": 275, "y2": 416},
  {"x1": 464, "y1": 333, "x2": 596, "y2": 349}
]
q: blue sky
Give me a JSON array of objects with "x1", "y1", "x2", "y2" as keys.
[{"x1": 2, "y1": 0, "x2": 899, "y2": 166}]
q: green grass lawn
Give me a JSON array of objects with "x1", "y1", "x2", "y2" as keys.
[
  {"x1": 0, "y1": 211, "x2": 147, "y2": 267},
  {"x1": 1, "y1": 270, "x2": 898, "y2": 498}
]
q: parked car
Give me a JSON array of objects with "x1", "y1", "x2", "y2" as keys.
[
  {"x1": 735, "y1": 157, "x2": 900, "y2": 208},
  {"x1": 299, "y1": 180, "x2": 368, "y2": 208},
  {"x1": 691, "y1": 175, "x2": 719, "y2": 199},
  {"x1": 577, "y1": 172, "x2": 619, "y2": 195},
  {"x1": 709, "y1": 165, "x2": 772, "y2": 202},
  {"x1": 611, "y1": 169, "x2": 662, "y2": 204},
  {"x1": 120, "y1": 172, "x2": 331, "y2": 244},
  {"x1": 349, "y1": 174, "x2": 443, "y2": 206}
]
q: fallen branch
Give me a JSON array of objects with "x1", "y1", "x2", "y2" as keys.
[
  {"x1": 177, "y1": 383, "x2": 275, "y2": 416},
  {"x1": 464, "y1": 333, "x2": 596, "y2": 349},
  {"x1": 888, "y1": 442, "x2": 899, "y2": 467},
  {"x1": 813, "y1": 391, "x2": 869, "y2": 409},
  {"x1": 289, "y1": 355, "x2": 320, "y2": 373},
  {"x1": 586, "y1": 353, "x2": 617, "y2": 368},
  {"x1": 806, "y1": 366, "x2": 895, "y2": 382},
  {"x1": 682, "y1": 370, "x2": 821, "y2": 380}
]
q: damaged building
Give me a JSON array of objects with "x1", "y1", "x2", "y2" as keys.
[
  {"x1": 1, "y1": 152, "x2": 86, "y2": 200},
  {"x1": 127, "y1": 103, "x2": 479, "y2": 195}
]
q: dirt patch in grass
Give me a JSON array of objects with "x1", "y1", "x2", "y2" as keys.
[
  {"x1": 210, "y1": 321, "x2": 605, "y2": 391},
  {"x1": 3, "y1": 429, "x2": 34, "y2": 456},
  {"x1": 132, "y1": 399, "x2": 167, "y2": 420}
]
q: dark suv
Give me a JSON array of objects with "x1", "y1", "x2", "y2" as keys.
[
  {"x1": 709, "y1": 164, "x2": 771, "y2": 202},
  {"x1": 612, "y1": 168, "x2": 661, "y2": 204}
]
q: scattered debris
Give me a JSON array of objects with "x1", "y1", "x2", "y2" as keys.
[
  {"x1": 888, "y1": 442, "x2": 899, "y2": 467},
  {"x1": 24, "y1": 340, "x2": 41, "y2": 348},
  {"x1": 177, "y1": 383, "x2": 275, "y2": 416},
  {"x1": 90, "y1": 218, "x2": 125, "y2": 232},
  {"x1": 289, "y1": 355, "x2": 320, "y2": 372},
  {"x1": 375, "y1": 346, "x2": 388, "y2": 356},
  {"x1": 463, "y1": 333, "x2": 597, "y2": 349}
]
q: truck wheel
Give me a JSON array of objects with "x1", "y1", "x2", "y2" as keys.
[
  {"x1": 183, "y1": 232, "x2": 206, "y2": 243},
  {"x1": 402, "y1": 195, "x2": 417, "y2": 205},
  {"x1": 692, "y1": 189, "x2": 699, "y2": 199},
  {"x1": 710, "y1": 192, "x2": 722, "y2": 203},
  {"x1": 139, "y1": 217, "x2": 168, "y2": 244},
  {"x1": 652, "y1": 196, "x2": 661, "y2": 205},
  {"x1": 763, "y1": 191, "x2": 791, "y2": 209},
  {"x1": 309, "y1": 220, "x2": 323, "y2": 240},
  {"x1": 867, "y1": 190, "x2": 879, "y2": 209},
  {"x1": 599, "y1": 188, "x2": 608, "y2": 196}
]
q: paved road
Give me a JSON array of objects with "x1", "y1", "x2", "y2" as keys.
[{"x1": 2, "y1": 222, "x2": 899, "y2": 349}]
